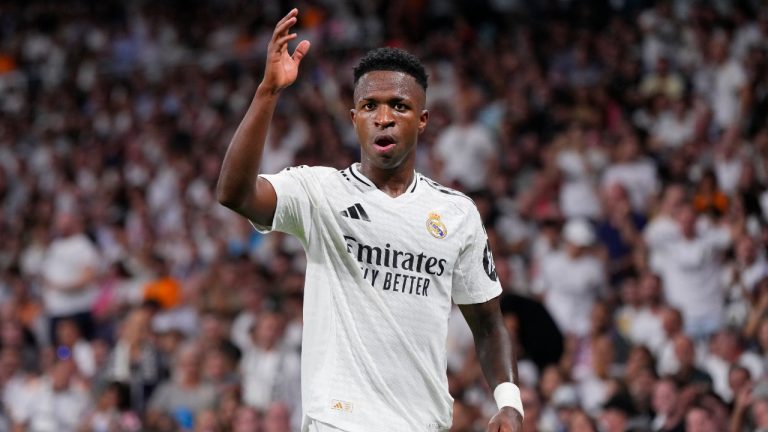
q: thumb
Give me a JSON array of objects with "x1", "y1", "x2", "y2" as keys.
[{"x1": 292, "y1": 40, "x2": 311, "y2": 63}]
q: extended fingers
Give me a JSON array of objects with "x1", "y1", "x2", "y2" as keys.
[
  {"x1": 273, "y1": 8, "x2": 299, "y2": 39},
  {"x1": 274, "y1": 32, "x2": 298, "y2": 49}
]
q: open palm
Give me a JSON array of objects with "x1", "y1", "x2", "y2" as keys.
[{"x1": 263, "y1": 9, "x2": 311, "y2": 92}]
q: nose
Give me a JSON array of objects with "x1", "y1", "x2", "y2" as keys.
[{"x1": 374, "y1": 105, "x2": 395, "y2": 128}]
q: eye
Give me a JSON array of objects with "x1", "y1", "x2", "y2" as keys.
[
  {"x1": 363, "y1": 102, "x2": 376, "y2": 110},
  {"x1": 394, "y1": 103, "x2": 407, "y2": 111}
]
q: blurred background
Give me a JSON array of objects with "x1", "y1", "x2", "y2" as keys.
[{"x1": 1, "y1": 0, "x2": 768, "y2": 431}]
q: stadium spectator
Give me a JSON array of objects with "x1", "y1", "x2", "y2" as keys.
[
  {"x1": 433, "y1": 93, "x2": 498, "y2": 192},
  {"x1": 628, "y1": 272, "x2": 667, "y2": 355},
  {"x1": 40, "y1": 211, "x2": 102, "y2": 344},
  {"x1": 601, "y1": 132, "x2": 660, "y2": 214},
  {"x1": 263, "y1": 402, "x2": 293, "y2": 432},
  {"x1": 598, "y1": 393, "x2": 638, "y2": 432},
  {"x1": 10, "y1": 357, "x2": 90, "y2": 432},
  {"x1": 552, "y1": 124, "x2": 603, "y2": 219},
  {"x1": 534, "y1": 218, "x2": 606, "y2": 337},
  {"x1": 657, "y1": 307, "x2": 686, "y2": 376},
  {"x1": 80, "y1": 381, "x2": 142, "y2": 432},
  {"x1": 103, "y1": 306, "x2": 163, "y2": 413},
  {"x1": 651, "y1": 377, "x2": 685, "y2": 432},
  {"x1": 644, "y1": 183, "x2": 686, "y2": 272},
  {"x1": 239, "y1": 310, "x2": 300, "y2": 420},
  {"x1": 146, "y1": 343, "x2": 216, "y2": 430},
  {"x1": 703, "y1": 328, "x2": 763, "y2": 402},
  {"x1": 655, "y1": 204, "x2": 731, "y2": 339},
  {"x1": 595, "y1": 184, "x2": 646, "y2": 284},
  {"x1": 54, "y1": 318, "x2": 95, "y2": 378},
  {"x1": 567, "y1": 408, "x2": 598, "y2": 432},
  {"x1": 685, "y1": 403, "x2": 718, "y2": 432},
  {"x1": 669, "y1": 334, "x2": 713, "y2": 388},
  {"x1": 231, "y1": 405, "x2": 262, "y2": 432}
]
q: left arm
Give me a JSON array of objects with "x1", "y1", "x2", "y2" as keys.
[{"x1": 460, "y1": 297, "x2": 523, "y2": 432}]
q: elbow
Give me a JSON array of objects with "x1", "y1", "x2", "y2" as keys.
[
  {"x1": 217, "y1": 196, "x2": 237, "y2": 210},
  {"x1": 217, "y1": 192, "x2": 241, "y2": 211},
  {"x1": 215, "y1": 182, "x2": 243, "y2": 210}
]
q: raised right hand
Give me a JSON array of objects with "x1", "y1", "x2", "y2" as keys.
[{"x1": 262, "y1": 8, "x2": 311, "y2": 93}]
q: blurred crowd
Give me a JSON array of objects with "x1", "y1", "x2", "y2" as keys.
[{"x1": 1, "y1": 0, "x2": 768, "y2": 431}]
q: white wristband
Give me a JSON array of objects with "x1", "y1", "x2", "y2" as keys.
[{"x1": 493, "y1": 382, "x2": 524, "y2": 419}]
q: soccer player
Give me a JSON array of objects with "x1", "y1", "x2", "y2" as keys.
[{"x1": 217, "y1": 8, "x2": 524, "y2": 432}]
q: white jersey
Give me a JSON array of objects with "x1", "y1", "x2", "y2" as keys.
[{"x1": 254, "y1": 163, "x2": 502, "y2": 432}]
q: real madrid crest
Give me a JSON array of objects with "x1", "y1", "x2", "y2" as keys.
[{"x1": 426, "y1": 212, "x2": 448, "y2": 239}]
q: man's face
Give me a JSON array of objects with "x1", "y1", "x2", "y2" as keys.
[
  {"x1": 685, "y1": 407, "x2": 715, "y2": 432},
  {"x1": 598, "y1": 409, "x2": 626, "y2": 432},
  {"x1": 351, "y1": 70, "x2": 428, "y2": 170}
]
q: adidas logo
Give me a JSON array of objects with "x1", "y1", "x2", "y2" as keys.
[
  {"x1": 340, "y1": 203, "x2": 370, "y2": 222},
  {"x1": 330, "y1": 399, "x2": 354, "y2": 413}
]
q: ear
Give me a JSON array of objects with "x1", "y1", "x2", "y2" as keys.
[
  {"x1": 350, "y1": 109, "x2": 357, "y2": 130},
  {"x1": 418, "y1": 110, "x2": 429, "y2": 134}
]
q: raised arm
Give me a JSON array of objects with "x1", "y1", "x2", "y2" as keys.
[
  {"x1": 460, "y1": 297, "x2": 523, "y2": 432},
  {"x1": 216, "y1": 9, "x2": 310, "y2": 226}
]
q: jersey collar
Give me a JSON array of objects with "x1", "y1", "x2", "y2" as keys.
[{"x1": 346, "y1": 163, "x2": 420, "y2": 195}]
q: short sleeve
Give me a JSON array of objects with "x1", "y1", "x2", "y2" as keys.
[
  {"x1": 251, "y1": 166, "x2": 313, "y2": 244},
  {"x1": 451, "y1": 207, "x2": 503, "y2": 304}
]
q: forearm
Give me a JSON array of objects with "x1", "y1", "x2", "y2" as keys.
[
  {"x1": 474, "y1": 315, "x2": 518, "y2": 388},
  {"x1": 462, "y1": 300, "x2": 525, "y2": 429},
  {"x1": 216, "y1": 85, "x2": 280, "y2": 208},
  {"x1": 460, "y1": 300, "x2": 518, "y2": 388}
]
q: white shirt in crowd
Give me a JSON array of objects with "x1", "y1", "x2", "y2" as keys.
[
  {"x1": 230, "y1": 310, "x2": 258, "y2": 353},
  {"x1": 714, "y1": 155, "x2": 743, "y2": 196},
  {"x1": 262, "y1": 119, "x2": 308, "y2": 175},
  {"x1": 3, "y1": 373, "x2": 29, "y2": 425},
  {"x1": 704, "y1": 351, "x2": 764, "y2": 402},
  {"x1": 534, "y1": 250, "x2": 606, "y2": 337},
  {"x1": 656, "y1": 228, "x2": 731, "y2": 334},
  {"x1": 9, "y1": 377, "x2": 90, "y2": 432},
  {"x1": 722, "y1": 255, "x2": 768, "y2": 326},
  {"x1": 556, "y1": 150, "x2": 602, "y2": 219},
  {"x1": 41, "y1": 233, "x2": 100, "y2": 317},
  {"x1": 643, "y1": 215, "x2": 681, "y2": 275},
  {"x1": 629, "y1": 308, "x2": 666, "y2": 355},
  {"x1": 70, "y1": 340, "x2": 96, "y2": 378},
  {"x1": 656, "y1": 339, "x2": 678, "y2": 377},
  {"x1": 240, "y1": 345, "x2": 301, "y2": 411},
  {"x1": 434, "y1": 122, "x2": 497, "y2": 192},
  {"x1": 652, "y1": 108, "x2": 696, "y2": 149},
  {"x1": 254, "y1": 164, "x2": 502, "y2": 432},
  {"x1": 711, "y1": 60, "x2": 747, "y2": 129},
  {"x1": 601, "y1": 158, "x2": 659, "y2": 213}
]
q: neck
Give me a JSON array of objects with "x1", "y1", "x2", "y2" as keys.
[{"x1": 359, "y1": 160, "x2": 415, "y2": 198}]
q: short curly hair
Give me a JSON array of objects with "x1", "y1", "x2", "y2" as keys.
[{"x1": 353, "y1": 47, "x2": 428, "y2": 90}]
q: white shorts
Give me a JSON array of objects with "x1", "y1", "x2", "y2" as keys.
[{"x1": 305, "y1": 418, "x2": 347, "y2": 432}]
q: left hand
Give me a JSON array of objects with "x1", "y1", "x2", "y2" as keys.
[{"x1": 487, "y1": 406, "x2": 523, "y2": 432}]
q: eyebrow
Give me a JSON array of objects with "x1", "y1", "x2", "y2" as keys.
[{"x1": 358, "y1": 96, "x2": 411, "y2": 104}]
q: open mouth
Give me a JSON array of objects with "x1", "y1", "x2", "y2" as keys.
[{"x1": 373, "y1": 136, "x2": 397, "y2": 152}]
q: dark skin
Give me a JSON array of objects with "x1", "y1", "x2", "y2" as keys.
[
  {"x1": 216, "y1": 9, "x2": 522, "y2": 432},
  {"x1": 460, "y1": 299, "x2": 524, "y2": 431},
  {"x1": 351, "y1": 69, "x2": 428, "y2": 195}
]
